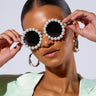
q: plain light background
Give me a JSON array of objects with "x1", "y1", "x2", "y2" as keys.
[{"x1": 0, "y1": 0, "x2": 96, "y2": 79}]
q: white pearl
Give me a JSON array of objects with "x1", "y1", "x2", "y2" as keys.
[
  {"x1": 37, "y1": 43, "x2": 40, "y2": 47},
  {"x1": 43, "y1": 27, "x2": 46, "y2": 30},
  {"x1": 39, "y1": 40, "x2": 41, "y2": 44},
  {"x1": 50, "y1": 36, "x2": 53, "y2": 39},
  {"x1": 57, "y1": 37, "x2": 60, "y2": 40},
  {"x1": 26, "y1": 29, "x2": 29, "y2": 32},
  {"x1": 43, "y1": 31, "x2": 46, "y2": 33},
  {"x1": 55, "y1": 19, "x2": 57, "y2": 22},
  {"x1": 32, "y1": 47, "x2": 35, "y2": 50},
  {"x1": 35, "y1": 29, "x2": 38, "y2": 32},
  {"x1": 57, "y1": 20, "x2": 60, "y2": 23},
  {"x1": 54, "y1": 37, "x2": 57, "y2": 40},
  {"x1": 29, "y1": 28, "x2": 32, "y2": 31},
  {"x1": 23, "y1": 31, "x2": 26, "y2": 34},
  {"x1": 60, "y1": 22, "x2": 63, "y2": 25},
  {"x1": 46, "y1": 22, "x2": 49, "y2": 25},
  {"x1": 62, "y1": 32, "x2": 64, "y2": 35},
  {"x1": 62, "y1": 25, "x2": 64, "y2": 28},
  {"x1": 51, "y1": 18, "x2": 54, "y2": 21},
  {"x1": 21, "y1": 36, "x2": 23, "y2": 40},
  {"x1": 39, "y1": 35, "x2": 42, "y2": 38},
  {"x1": 48, "y1": 20, "x2": 51, "y2": 22},
  {"x1": 40, "y1": 35, "x2": 42, "y2": 38},
  {"x1": 38, "y1": 33, "x2": 40, "y2": 36},
  {"x1": 38, "y1": 32, "x2": 41, "y2": 35},
  {"x1": 60, "y1": 35, "x2": 63, "y2": 38},
  {"x1": 61, "y1": 25, "x2": 64, "y2": 29},
  {"x1": 35, "y1": 46, "x2": 38, "y2": 49},
  {"x1": 40, "y1": 38, "x2": 42, "y2": 42},
  {"x1": 32, "y1": 28, "x2": 35, "y2": 31},
  {"x1": 44, "y1": 24, "x2": 47, "y2": 28},
  {"x1": 62, "y1": 28, "x2": 65, "y2": 32},
  {"x1": 45, "y1": 34, "x2": 48, "y2": 36},
  {"x1": 48, "y1": 36, "x2": 51, "y2": 39}
]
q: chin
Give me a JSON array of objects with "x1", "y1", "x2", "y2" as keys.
[{"x1": 44, "y1": 57, "x2": 65, "y2": 68}]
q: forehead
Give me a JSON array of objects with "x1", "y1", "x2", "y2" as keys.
[{"x1": 22, "y1": 5, "x2": 66, "y2": 31}]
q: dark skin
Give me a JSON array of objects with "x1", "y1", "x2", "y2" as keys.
[
  {"x1": 22, "y1": 4, "x2": 79, "y2": 96},
  {"x1": 0, "y1": 1, "x2": 96, "y2": 96}
]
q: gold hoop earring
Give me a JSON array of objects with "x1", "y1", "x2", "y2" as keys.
[
  {"x1": 29, "y1": 53, "x2": 40, "y2": 67},
  {"x1": 73, "y1": 38, "x2": 79, "y2": 52}
]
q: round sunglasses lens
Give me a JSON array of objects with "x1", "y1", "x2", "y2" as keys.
[
  {"x1": 24, "y1": 31, "x2": 40, "y2": 47},
  {"x1": 46, "y1": 21, "x2": 62, "y2": 37}
]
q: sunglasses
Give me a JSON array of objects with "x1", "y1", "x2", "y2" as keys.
[{"x1": 21, "y1": 18, "x2": 73, "y2": 50}]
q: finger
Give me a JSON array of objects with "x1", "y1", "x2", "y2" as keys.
[
  {"x1": 62, "y1": 9, "x2": 80, "y2": 23},
  {"x1": 11, "y1": 29, "x2": 21, "y2": 42},
  {"x1": 0, "y1": 38, "x2": 10, "y2": 48},
  {"x1": 71, "y1": 11, "x2": 89, "y2": 20},
  {"x1": 4, "y1": 30, "x2": 19, "y2": 42},
  {"x1": 67, "y1": 24, "x2": 84, "y2": 37},
  {"x1": 10, "y1": 43, "x2": 22, "y2": 58},
  {"x1": 62, "y1": 10, "x2": 90, "y2": 24},
  {"x1": 0, "y1": 33, "x2": 13, "y2": 44}
]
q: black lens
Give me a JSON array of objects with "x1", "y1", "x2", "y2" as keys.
[
  {"x1": 46, "y1": 21, "x2": 62, "y2": 37},
  {"x1": 24, "y1": 31, "x2": 40, "y2": 47}
]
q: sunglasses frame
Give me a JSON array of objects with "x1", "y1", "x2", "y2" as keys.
[{"x1": 21, "y1": 18, "x2": 72, "y2": 50}]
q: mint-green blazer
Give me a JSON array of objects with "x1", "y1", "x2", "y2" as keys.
[{"x1": 0, "y1": 73, "x2": 96, "y2": 96}]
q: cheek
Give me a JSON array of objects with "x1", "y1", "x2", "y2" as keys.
[
  {"x1": 32, "y1": 49, "x2": 44, "y2": 62},
  {"x1": 60, "y1": 30, "x2": 73, "y2": 50},
  {"x1": 57, "y1": 31, "x2": 73, "y2": 59},
  {"x1": 58, "y1": 37, "x2": 73, "y2": 56}
]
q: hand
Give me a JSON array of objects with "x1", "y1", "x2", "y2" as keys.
[
  {"x1": 0, "y1": 29, "x2": 22, "y2": 67},
  {"x1": 62, "y1": 10, "x2": 96, "y2": 42}
]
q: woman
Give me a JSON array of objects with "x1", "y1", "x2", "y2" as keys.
[{"x1": 0, "y1": 0, "x2": 96, "y2": 96}]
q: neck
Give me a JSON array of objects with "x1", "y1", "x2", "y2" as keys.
[{"x1": 42, "y1": 53, "x2": 79, "y2": 94}]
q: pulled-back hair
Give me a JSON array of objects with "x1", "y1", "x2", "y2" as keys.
[{"x1": 21, "y1": 0, "x2": 71, "y2": 28}]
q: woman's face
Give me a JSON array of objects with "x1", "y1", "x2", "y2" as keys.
[{"x1": 22, "y1": 5, "x2": 74, "y2": 68}]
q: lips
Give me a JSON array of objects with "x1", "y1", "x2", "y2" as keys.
[{"x1": 43, "y1": 49, "x2": 60, "y2": 57}]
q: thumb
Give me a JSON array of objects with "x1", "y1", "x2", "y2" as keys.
[{"x1": 10, "y1": 43, "x2": 22, "y2": 58}]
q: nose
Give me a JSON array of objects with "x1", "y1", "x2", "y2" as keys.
[{"x1": 41, "y1": 34, "x2": 54, "y2": 48}]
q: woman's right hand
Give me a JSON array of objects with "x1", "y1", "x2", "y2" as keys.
[{"x1": 0, "y1": 29, "x2": 22, "y2": 67}]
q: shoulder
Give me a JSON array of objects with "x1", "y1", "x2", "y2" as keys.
[
  {"x1": 0, "y1": 74, "x2": 21, "y2": 96},
  {"x1": 1, "y1": 72, "x2": 44, "y2": 96},
  {"x1": 16, "y1": 72, "x2": 44, "y2": 89},
  {"x1": 79, "y1": 78, "x2": 96, "y2": 96}
]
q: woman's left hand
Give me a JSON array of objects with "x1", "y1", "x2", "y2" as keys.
[{"x1": 62, "y1": 10, "x2": 96, "y2": 42}]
